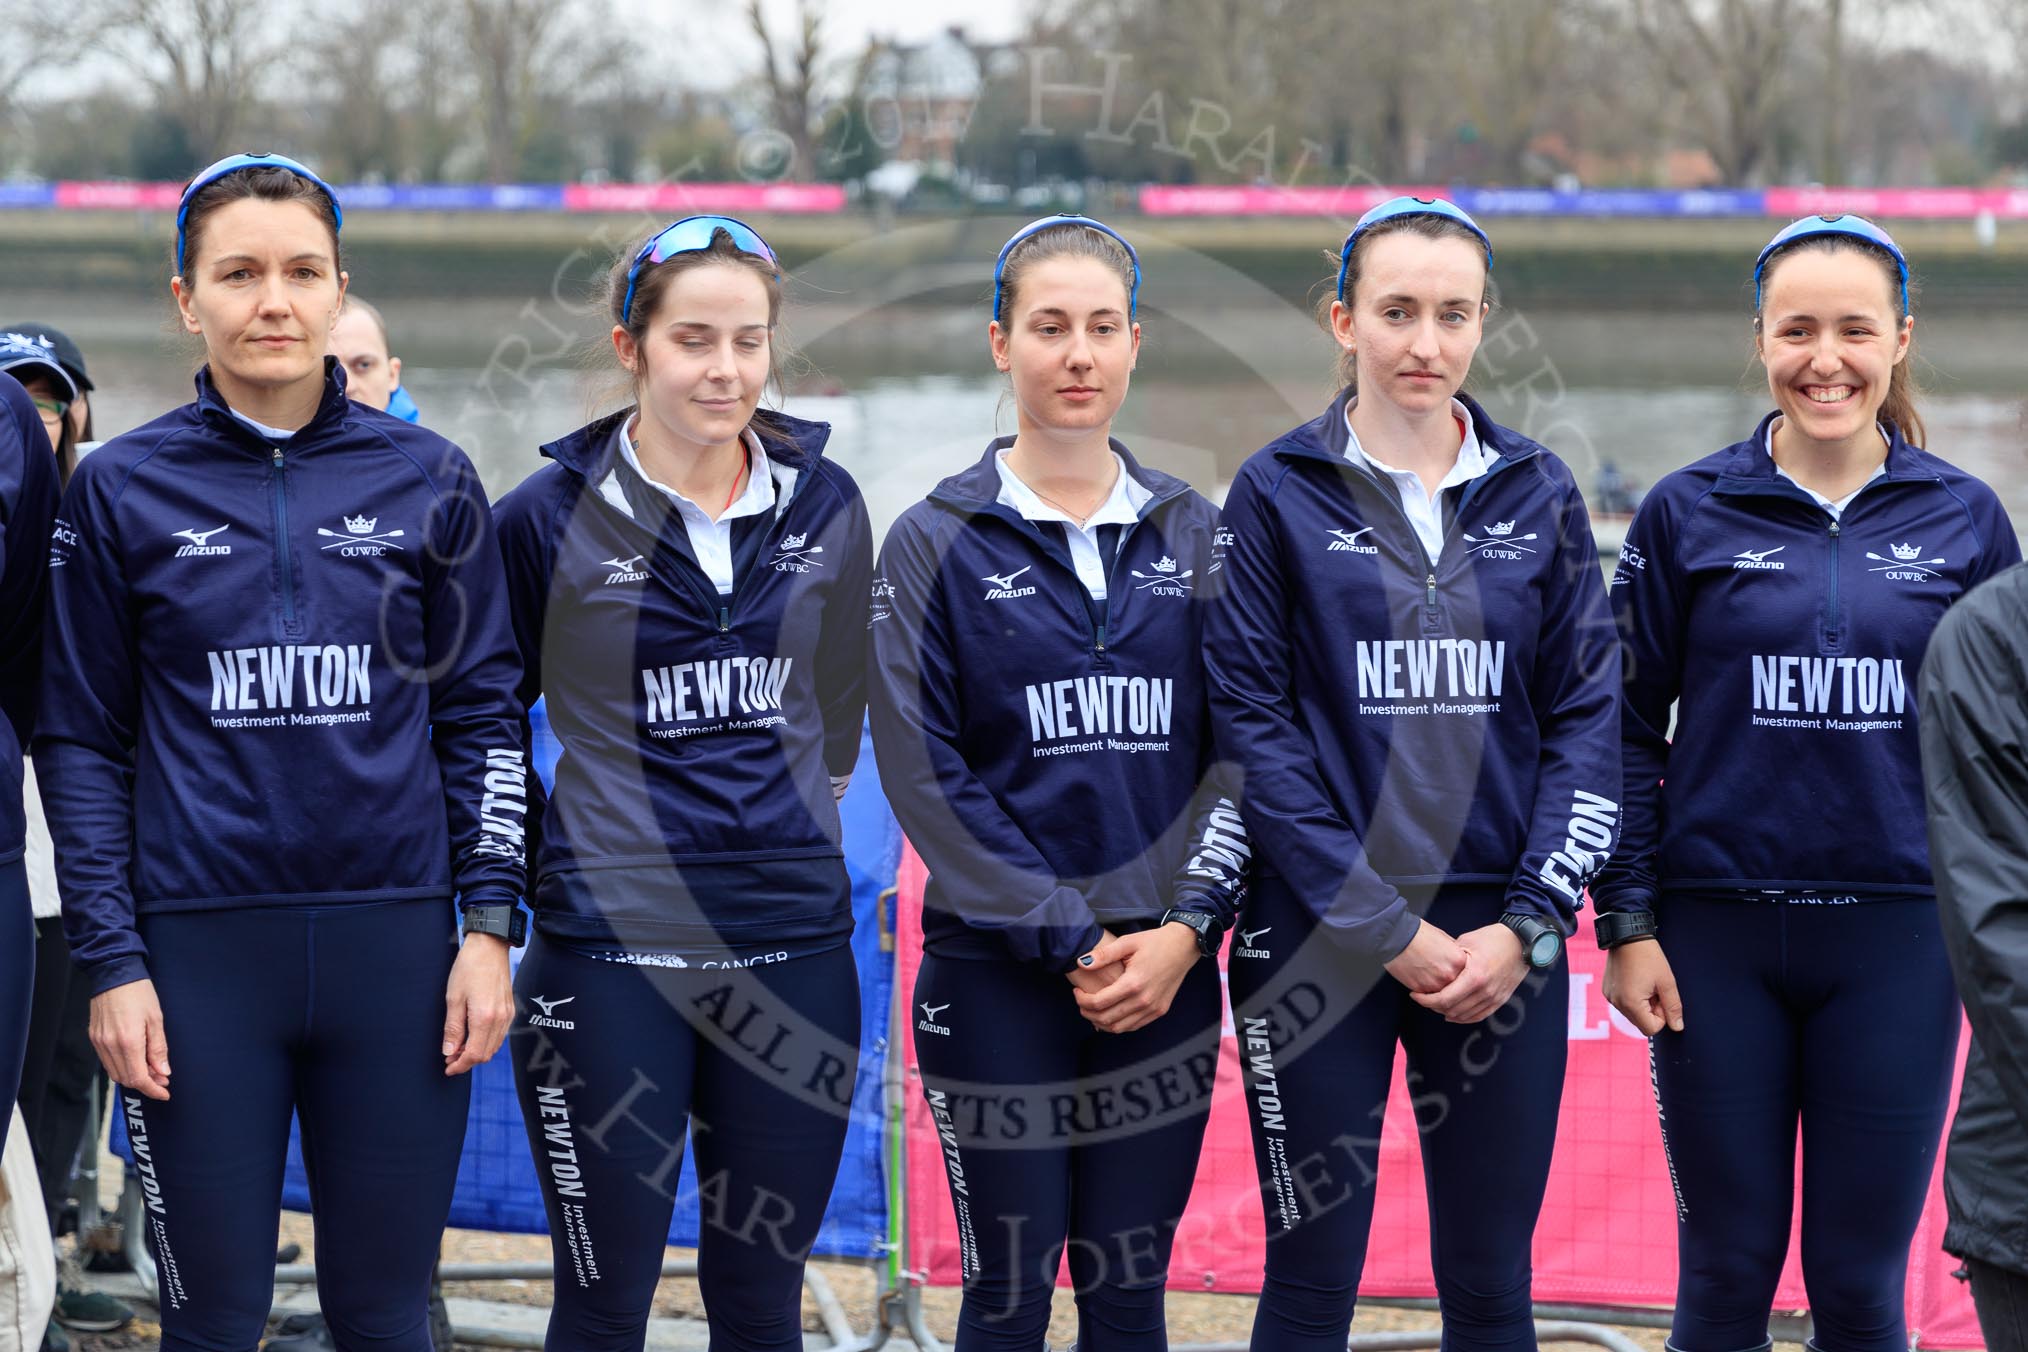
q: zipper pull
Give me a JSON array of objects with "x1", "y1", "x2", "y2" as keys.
[
  {"x1": 272, "y1": 447, "x2": 284, "y2": 467},
  {"x1": 1426, "y1": 573, "x2": 1438, "y2": 608},
  {"x1": 1829, "y1": 521, "x2": 1841, "y2": 537},
  {"x1": 1095, "y1": 624, "x2": 1108, "y2": 653},
  {"x1": 718, "y1": 606, "x2": 731, "y2": 633}
]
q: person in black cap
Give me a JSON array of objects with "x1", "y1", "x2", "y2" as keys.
[
  {"x1": 0, "y1": 334, "x2": 81, "y2": 485},
  {"x1": 0, "y1": 325, "x2": 91, "y2": 448}
]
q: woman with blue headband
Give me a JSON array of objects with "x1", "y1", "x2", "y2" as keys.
[
  {"x1": 868, "y1": 215, "x2": 1247, "y2": 1350},
  {"x1": 492, "y1": 216, "x2": 873, "y2": 1350},
  {"x1": 1203, "y1": 195, "x2": 1620, "y2": 1349},
  {"x1": 34, "y1": 153, "x2": 528, "y2": 1350},
  {"x1": 1595, "y1": 216, "x2": 2019, "y2": 1352}
]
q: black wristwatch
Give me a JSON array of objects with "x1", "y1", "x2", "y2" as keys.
[
  {"x1": 1161, "y1": 909, "x2": 1225, "y2": 958},
  {"x1": 1498, "y1": 912, "x2": 1564, "y2": 969},
  {"x1": 462, "y1": 904, "x2": 528, "y2": 948},
  {"x1": 1593, "y1": 909, "x2": 1659, "y2": 950}
]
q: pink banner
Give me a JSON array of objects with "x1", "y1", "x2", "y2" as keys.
[
  {"x1": 53, "y1": 181, "x2": 186, "y2": 210},
  {"x1": 1139, "y1": 185, "x2": 1449, "y2": 217},
  {"x1": 897, "y1": 846, "x2": 1984, "y2": 1345},
  {"x1": 1766, "y1": 186, "x2": 2028, "y2": 219},
  {"x1": 560, "y1": 182, "x2": 846, "y2": 214}
]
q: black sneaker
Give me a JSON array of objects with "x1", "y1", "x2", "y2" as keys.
[{"x1": 53, "y1": 1281, "x2": 134, "y2": 1332}]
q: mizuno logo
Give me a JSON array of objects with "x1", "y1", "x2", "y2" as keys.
[
  {"x1": 602, "y1": 555, "x2": 649, "y2": 584},
  {"x1": 173, "y1": 525, "x2": 232, "y2": 557},
  {"x1": 1327, "y1": 526, "x2": 1378, "y2": 554},
  {"x1": 1733, "y1": 546, "x2": 1787, "y2": 571},
  {"x1": 528, "y1": 994, "x2": 577, "y2": 1031},
  {"x1": 917, "y1": 1001, "x2": 952, "y2": 1035},
  {"x1": 982, "y1": 565, "x2": 1036, "y2": 600},
  {"x1": 1239, "y1": 927, "x2": 1271, "y2": 949},
  {"x1": 920, "y1": 1002, "x2": 949, "y2": 1021}
]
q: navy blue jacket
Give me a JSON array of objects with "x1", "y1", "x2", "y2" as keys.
[
  {"x1": 1595, "y1": 416, "x2": 2020, "y2": 913},
  {"x1": 493, "y1": 410, "x2": 872, "y2": 954},
  {"x1": 37, "y1": 362, "x2": 528, "y2": 995},
  {"x1": 1204, "y1": 391, "x2": 1621, "y2": 958},
  {"x1": 0, "y1": 373, "x2": 56, "y2": 867},
  {"x1": 868, "y1": 440, "x2": 1249, "y2": 972}
]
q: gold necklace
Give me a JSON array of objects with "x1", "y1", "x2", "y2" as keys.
[{"x1": 1028, "y1": 482, "x2": 1103, "y2": 527}]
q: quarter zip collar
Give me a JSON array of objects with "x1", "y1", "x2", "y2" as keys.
[
  {"x1": 192, "y1": 357, "x2": 352, "y2": 455},
  {"x1": 540, "y1": 407, "x2": 833, "y2": 483},
  {"x1": 928, "y1": 436, "x2": 1194, "y2": 526},
  {"x1": 1272, "y1": 388, "x2": 1543, "y2": 475},
  {"x1": 1712, "y1": 411, "x2": 1934, "y2": 502}
]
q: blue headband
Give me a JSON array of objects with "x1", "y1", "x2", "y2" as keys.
[
  {"x1": 992, "y1": 214, "x2": 1142, "y2": 321},
  {"x1": 1337, "y1": 195, "x2": 1493, "y2": 301},
  {"x1": 177, "y1": 152, "x2": 343, "y2": 273},
  {"x1": 1754, "y1": 213, "x2": 1909, "y2": 313}
]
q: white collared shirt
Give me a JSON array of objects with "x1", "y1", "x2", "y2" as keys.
[
  {"x1": 1764, "y1": 419, "x2": 1888, "y2": 521},
  {"x1": 994, "y1": 449, "x2": 1151, "y2": 599},
  {"x1": 1343, "y1": 397, "x2": 1489, "y2": 562},
  {"x1": 231, "y1": 409, "x2": 298, "y2": 442},
  {"x1": 599, "y1": 415, "x2": 776, "y2": 595}
]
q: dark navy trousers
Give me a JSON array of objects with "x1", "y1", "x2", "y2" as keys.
[
  {"x1": 510, "y1": 936, "x2": 860, "y2": 1352},
  {"x1": 1226, "y1": 879, "x2": 1568, "y2": 1352},
  {"x1": 1653, "y1": 894, "x2": 1961, "y2": 1352},
  {"x1": 127, "y1": 898, "x2": 469, "y2": 1352},
  {"x1": 911, "y1": 949, "x2": 1223, "y2": 1352}
]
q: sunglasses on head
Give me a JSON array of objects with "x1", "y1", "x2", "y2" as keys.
[{"x1": 621, "y1": 216, "x2": 781, "y2": 326}]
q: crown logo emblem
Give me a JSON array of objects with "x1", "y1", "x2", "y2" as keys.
[
  {"x1": 780, "y1": 531, "x2": 807, "y2": 550},
  {"x1": 344, "y1": 514, "x2": 377, "y2": 534},
  {"x1": 1486, "y1": 521, "x2": 1515, "y2": 537},
  {"x1": 1154, "y1": 556, "x2": 1178, "y2": 574},
  {"x1": 1890, "y1": 542, "x2": 1920, "y2": 560}
]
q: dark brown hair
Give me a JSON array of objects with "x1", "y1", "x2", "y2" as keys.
[
  {"x1": 1754, "y1": 236, "x2": 1924, "y2": 448},
  {"x1": 176, "y1": 166, "x2": 343, "y2": 280},
  {"x1": 601, "y1": 226, "x2": 805, "y2": 449},
  {"x1": 994, "y1": 223, "x2": 1137, "y2": 326},
  {"x1": 1317, "y1": 215, "x2": 1491, "y2": 392}
]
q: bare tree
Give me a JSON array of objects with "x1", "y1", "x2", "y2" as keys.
[
  {"x1": 1629, "y1": 0, "x2": 1806, "y2": 184},
  {"x1": 297, "y1": 0, "x2": 415, "y2": 180},
  {"x1": 90, "y1": 0, "x2": 279, "y2": 153},
  {"x1": 458, "y1": 0, "x2": 587, "y2": 182},
  {"x1": 746, "y1": 0, "x2": 824, "y2": 178}
]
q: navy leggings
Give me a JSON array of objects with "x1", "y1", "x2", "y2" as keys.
[
  {"x1": 0, "y1": 859, "x2": 29, "y2": 1157},
  {"x1": 1654, "y1": 894, "x2": 1960, "y2": 1352},
  {"x1": 912, "y1": 949, "x2": 1223, "y2": 1352},
  {"x1": 1225, "y1": 879, "x2": 1568, "y2": 1352},
  {"x1": 510, "y1": 937, "x2": 860, "y2": 1352},
  {"x1": 128, "y1": 899, "x2": 470, "y2": 1352}
]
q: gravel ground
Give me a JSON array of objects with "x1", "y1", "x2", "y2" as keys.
[
  {"x1": 63, "y1": 1147, "x2": 1673, "y2": 1350},
  {"x1": 64, "y1": 1220, "x2": 1674, "y2": 1350}
]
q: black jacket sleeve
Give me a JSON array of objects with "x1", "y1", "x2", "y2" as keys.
[{"x1": 1922, "y1": 564, "x2": 2028, "y2": 1134}]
